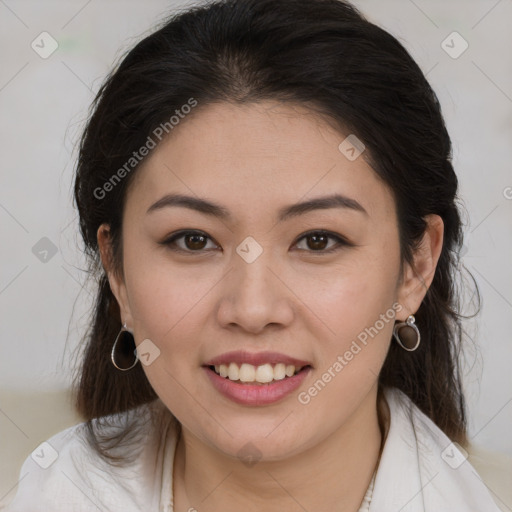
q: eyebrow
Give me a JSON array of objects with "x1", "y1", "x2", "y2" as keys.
[{"x1": 146, "y1": 193, "x2": 368, "y2": 221}]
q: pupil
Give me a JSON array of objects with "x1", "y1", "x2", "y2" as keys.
[
  {"x1": 309, "y1": 234, "x2": 327, "y2": 250},
  {"x1": 186, "y1": 234, "x2": 206, "y2": 250}
]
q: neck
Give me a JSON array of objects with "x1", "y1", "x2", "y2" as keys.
[{"x1": 173, "y1": 386, "x2": 389, "y2": 512}]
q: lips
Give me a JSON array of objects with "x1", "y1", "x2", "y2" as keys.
[
  {"x1": 203, "y1": 365, "x2": 312, "y2": 405},
  {"x1": 203, "y1": 350, "x2": 312, "y2": 368},
  {"x1": 202, "y1": 350, "x2": 313, "y2": 405}
]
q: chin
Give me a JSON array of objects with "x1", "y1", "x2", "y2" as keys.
[{"x1": 202, "y1": 425, "x2": 311, "y2": 464}]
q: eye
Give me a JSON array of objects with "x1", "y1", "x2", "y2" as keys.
[
  {"x1": 293, "y1": 230, "x2": 351, "y2": 253},
  {"x1": 160, "y1": 229, "x2": 351, "y2": 254},
  {"x1": 160, "y1": 230, "x2": 219, "y2": 253}
]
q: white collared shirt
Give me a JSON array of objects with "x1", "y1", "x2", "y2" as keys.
[{"x1": 1, "y1": 387, "x2": 505, "y2": 511}]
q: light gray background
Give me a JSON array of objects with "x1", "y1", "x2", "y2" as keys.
[{"x1": 1, "y1": 0, "x2": 511, "y2": 457}]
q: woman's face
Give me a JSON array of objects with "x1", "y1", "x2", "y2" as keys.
[{"x1": 101, "y1": 101, "x2": 437, "y2": 461}]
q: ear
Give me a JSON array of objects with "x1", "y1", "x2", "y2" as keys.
[
  {"x1": 97, "y1": 223, "x2": 134, "y2": 329},
  {"x1": 396, "y1": 214, "x2": 444, "y2": 320}
]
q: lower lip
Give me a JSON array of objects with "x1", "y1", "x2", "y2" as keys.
[{"x1": 203, "y1": 366, "x2": 312, "y2": 406}]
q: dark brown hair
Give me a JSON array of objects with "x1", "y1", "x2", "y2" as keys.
[{"x1": 71, "y1": 0, "x2": 480, "y2": 464}]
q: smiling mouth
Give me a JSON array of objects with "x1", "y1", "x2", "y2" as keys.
[{"x1": 207, "y1": 363, "x2": 311, "y2": 385}]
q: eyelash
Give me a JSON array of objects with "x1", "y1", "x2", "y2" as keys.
[{"x1": 160, "y1": 229, "x2": 352, "y2": 255}]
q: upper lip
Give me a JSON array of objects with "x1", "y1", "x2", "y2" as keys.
[{"x1": 204, "y1": 350, "x2": 312, "y2": 368}]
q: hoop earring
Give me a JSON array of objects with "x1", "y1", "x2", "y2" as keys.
[
  {"x1": 393, "y1": 314, "x2": 421, "y2": 352},
  {"x1": 111, "y1": 322, "x2": 139, "y2": 371}
]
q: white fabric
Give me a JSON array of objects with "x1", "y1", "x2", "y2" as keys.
[
  {"x1": 369, "y1": 388, "x2": 503, "y2": 511},
  {"x1": 1, "y1": 387, "x2": 503, "y2": 511}
]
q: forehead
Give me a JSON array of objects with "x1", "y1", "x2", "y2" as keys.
[{"x1": 125, "y1": 101, "x2": 396, "y2": 222}]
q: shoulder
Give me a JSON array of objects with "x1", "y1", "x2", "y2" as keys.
[
  {"x1": 1, "y1": 399, "x2": 177, "y2": 512},
  {"x1": 382, "y1": 387, "x2": 512, "y2": 512},
  {"x1": 1, "y1": 421, "x2": 104, "y2": 512}
]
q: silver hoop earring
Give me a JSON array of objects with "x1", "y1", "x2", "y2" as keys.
[
  {"x1": 111, "y1": 322, "x2": 139, "y2": 371},
  {"x1": 393, "y1": 314, "x2": 421, "y2": 352}
]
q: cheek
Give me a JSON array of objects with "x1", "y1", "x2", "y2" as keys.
[
  {"x1": 297, "y1": 249, "x2": 399, "y2": 367},
  {"x1": 124, "y1": 259, "x2": 213, "y2": 411},
  {"x1": 295, "y1": 274, "x2": 395, "y2": 423},
  {"x1": 304, "y1": 253, "x2": 398, "y2": 324},
  {"x1": 123, "y1": 249, "x2": 227, "y2": 400},
  {"x1": 127, "y1": 266, "x2": 209, "y2": 346},
  {"x1": 122, "y1": 228, "x2": 210, "y2": 332}
]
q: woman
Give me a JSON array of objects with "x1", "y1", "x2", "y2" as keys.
[{"x1": 3, "y1": 0, "x2": 506, "y2": 510}]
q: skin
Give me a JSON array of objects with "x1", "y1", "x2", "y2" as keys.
[{"x1": 98, "y1": 101, "x2": 444, "y2": 512}]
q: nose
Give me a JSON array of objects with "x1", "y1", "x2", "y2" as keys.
[{"x1": 216, "y1": 249, "x2": 294, "y2": 334}]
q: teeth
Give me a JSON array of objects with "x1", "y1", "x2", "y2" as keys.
[
  {"x1": 273, "y1": 363, "x2": 286, "y2": 380},
  {"x1": 255, "y1": 364, "x2": 274, "y2": 383},
  {"x1": 213, "y1": 362, "x2": 304, "y2": 383},
  {"x1": 239, "y1": 363, "x2": 255, "y2": 382},
  {"x1": 285, "y1": 364, "x2": 295, "y2": 377},
  {"x1": 228, "y1": 362, "x2": 239, "y2": 381}
]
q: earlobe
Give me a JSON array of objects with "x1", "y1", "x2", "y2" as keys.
[
  {"x1": 396, "y1": 214, "x2": 444, "y2": 318},
  {"x1": 96, "y1": 223, "x2": 134, "y2": 327}
]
